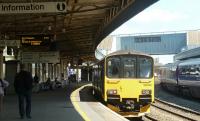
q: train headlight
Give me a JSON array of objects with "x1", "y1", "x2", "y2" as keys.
[
  {"x1": 107, "y1": 89, "x2": 117, "y2": 95},
  {"x1": 142, "y1": 89, "x2": 151, "y2": 95}
]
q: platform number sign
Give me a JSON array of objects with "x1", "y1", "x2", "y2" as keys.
[{"x1": 57, "y1": 3, "x2": 66, "y2": 11}]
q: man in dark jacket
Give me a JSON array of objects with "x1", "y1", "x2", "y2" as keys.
[{"x1": 14, "y1": 64, "x2": 33, "y2": 119}]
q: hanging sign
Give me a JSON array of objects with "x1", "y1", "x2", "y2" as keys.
[
  {"x1": 22, "y1": 51, "x2": 60, "y2": 63},
  {"x1": 0, "y1": 2, "x2": 66, "y2": 14}
]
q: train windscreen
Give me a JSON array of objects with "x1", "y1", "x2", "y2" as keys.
[
  {"x1": 106, "y1": 55, "x2": 153, "y2": 78},
  {"x1": 107, "y1": 57, "x2": 120, "y2": 78},
  {"x1": 137, "y1": 57, "x2": 153, "y2": 78},
  {"x1": 122, "y1": 57, "x2": 136, "y2": 78}
]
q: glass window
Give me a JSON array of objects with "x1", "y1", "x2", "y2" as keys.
[
  {"x1": 107, "y1": 57, "x2": 120, "y2": 78},
  {"x1": 138, "y1": 57, "x2": 153, "y2": 78},
  {"x1": 106, "y1": 55, "x2": 153, "y2": 78},
  {"x1": 122, "y1": 57, "x2": 136, "y2": 78}
]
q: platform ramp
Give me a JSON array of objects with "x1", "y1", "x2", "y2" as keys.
[{"x1": 70, "y1": 84, "x2": 129, "y2": 121}]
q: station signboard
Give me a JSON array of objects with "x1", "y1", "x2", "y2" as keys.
[
  {"x1": 0, "y1": 2, "x2": 66, "y2": 14},
  {"x1": 22, "y1": 51, "x2": 60, "y2": 63},
  {"x1": 21, "y1": 35, "x2": 51, "y2": 46},
  {"x1": 0, "y1": 40, "x2": 20, "y2": 47}
]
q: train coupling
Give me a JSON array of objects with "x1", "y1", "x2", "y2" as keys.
[{"x1": 120, "y1": 99, "x2": 140, "y2": 112}]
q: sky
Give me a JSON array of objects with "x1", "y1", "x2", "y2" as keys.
[
  {"x1": 107, "y1": 0, "x2": 200, "y2": 64},
  {"x1": 111, "y1": 0, "x2": 200, "y2": 35}
]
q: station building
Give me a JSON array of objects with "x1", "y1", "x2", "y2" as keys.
[
  {"x1": 114, "y1": 30, "x2": 200, "y2": 54},
  {"x1": 115, "y1": 32, "x2": 186, "y2": 54},
  {"x1": 96, "y1": 30, "x2": 200, "y2": 64}
]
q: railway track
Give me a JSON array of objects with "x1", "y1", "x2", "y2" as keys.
[
  {"x1": 145, "y1": 98, "x2": 200, "y2": 121},
  {"x1": 143, "y1": 115, "x2": 157, "y2": 121}
]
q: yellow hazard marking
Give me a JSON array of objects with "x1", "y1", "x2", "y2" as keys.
[{"x1": 70, "y1": 84, "x2": 91, "y2": 121}]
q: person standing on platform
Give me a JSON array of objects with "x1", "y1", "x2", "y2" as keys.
[
  {"x1": 33, "y1": 74, "x2": 39, "y2": 84},
  {"x1": 33, "y1": 74, "x2": 39, "y2": 93},
  {"x1": 0, "y1": 78, "x2": 9, "y2": 113},
  {"x1": 14, "y1": 64, "x2": 33, "y2": 119}
]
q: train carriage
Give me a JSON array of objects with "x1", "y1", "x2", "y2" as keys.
[
  {"x1": 178, "y1": 58, "x2": 200, "y2": 98},
  {"x1": 159, "y1": 62, "x2": 180, "y2": 92},
  {"x1": 159, "y1": 58, "x2": 200, "y2": 99},
  {"x1": 92, "y1": 50, "x2": 154, "y2": 117}
]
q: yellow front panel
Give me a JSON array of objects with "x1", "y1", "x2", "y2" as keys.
[{"x1": 104, "y1": 77, "x2": 155, "y2": 102}]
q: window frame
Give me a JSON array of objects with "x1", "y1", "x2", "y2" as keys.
[{"x1": 106, "y1": 55, "x2": 153, "y2": 79}]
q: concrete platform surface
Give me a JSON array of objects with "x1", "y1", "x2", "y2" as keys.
[
  {"x1": 1, "y1": 82, "x2": 129, "y2": 121},
  {"x1": 70, "y1": 84, "x2": 129, "y2": 121},
  {"x1": 0, "y1": 83, "x2": 85, "y2": 121}
]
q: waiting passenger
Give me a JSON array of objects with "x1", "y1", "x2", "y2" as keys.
[
  {"x1": 33, "y1": 74, "x2": 39, "y2": 93},
  {"x1": 55, "y1": 78, "x2": 62, "y2": 88},
  {"x1": 33, "y1": 74, "x2": 39, "y2": 84},
  {"x1": 45, "y1": 78, "x2": 53, "y2": 90},
  {"x1": 0, "y1": 78, "x2": 9, "y2": 113}
]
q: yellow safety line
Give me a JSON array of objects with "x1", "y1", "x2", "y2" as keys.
[{"x1": 70, "y1": 84, "x2": 91, "y2": 121}]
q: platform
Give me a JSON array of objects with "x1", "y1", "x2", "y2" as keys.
[
  {"x1": 70, "y1": 84, "x2": 129, "y2": 121},
  {"x1": 0, "y1": 82, "x2": 128, "y2": 121}
]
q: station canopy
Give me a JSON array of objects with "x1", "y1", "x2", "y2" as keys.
[{"x1": 0, "y1": 0, "x2": 157, "y2": 63}]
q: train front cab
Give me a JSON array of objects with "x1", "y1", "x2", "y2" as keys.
[{"x1": 104, "y1": 55, "x2": 154, "y2": 117}]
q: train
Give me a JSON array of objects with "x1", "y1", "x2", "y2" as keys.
[
  {"x1": 159, "y1": 58, "x2": 200, "y2": 98},
  {"x1": 92, "y1": 50, "x2": 155, "y2": 117}
]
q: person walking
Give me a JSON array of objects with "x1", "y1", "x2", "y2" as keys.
[
  {"x1": 14, "y1": 64, "x2": 33, "y2": 119},
  {"x1": 0, "y1": 78, "x2": 9, "y2": 113}
]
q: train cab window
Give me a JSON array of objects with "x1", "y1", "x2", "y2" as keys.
[
  {"x1": 107, "y1": 57, "x2": 120, "y2": 78},
  {"x1": 122, "y1": 57, "x2": 136, "y2": 78},
  {"x1": 138, "y1": 57, "x2": 153, "y2": 78}
]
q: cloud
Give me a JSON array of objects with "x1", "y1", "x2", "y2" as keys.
[{"x1": 131, "y1": 9, "x2": 188, "y2": 23}]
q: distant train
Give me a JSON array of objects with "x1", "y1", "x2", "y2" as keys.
[
  {"x1": 159, "y1": 58, "x2": 200, "y2": 98},
  {"x1": 92, "y1": 50, "x2": 154, "y2": 117}
]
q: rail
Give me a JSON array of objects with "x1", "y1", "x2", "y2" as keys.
[{"x1": 147, "y1": 98, "x2": 200, "y2": 121}]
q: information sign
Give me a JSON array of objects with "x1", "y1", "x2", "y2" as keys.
[
  {"x1": 22, "y1": 51, "x2": 60, "y2": 63},
  {"x1": 0, "y1": 2, "x2": 66, "y2": 14}
]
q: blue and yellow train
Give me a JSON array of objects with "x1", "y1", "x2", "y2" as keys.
[{"x1": 92, "y1": 50, "x2": 154, "y2": 117}]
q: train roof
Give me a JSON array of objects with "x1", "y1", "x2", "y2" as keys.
[
  {"x1": 92, "y1": 50, "x2": 152, "y2": 65},
  {"x1": 106, "y1": 50, "x2": 151, "y2": 58}
]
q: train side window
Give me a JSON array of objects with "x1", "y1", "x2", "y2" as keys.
[{"x1": 138, "y1": 57, "x2": 153, "y2": 78}]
